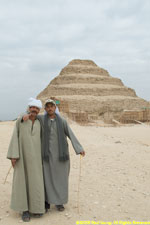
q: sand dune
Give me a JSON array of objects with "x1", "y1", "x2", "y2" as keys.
[{"x1": 0, "y1": 121, "x2": 150, "y2": 224}]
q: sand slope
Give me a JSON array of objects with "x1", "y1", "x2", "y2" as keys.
[{"x1": 0, "y1": 121, "x2": 150, "y2": 224}]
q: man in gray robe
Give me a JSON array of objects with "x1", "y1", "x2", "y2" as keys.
[
  {"x1": 23, "y1": 99, "x2": 85, "y2": 212},
  {"x1": 7, "y1": 98, "x2": 45, "y2": 222},
  {"x1": 41, "y1": 99, "x2": 85, "y2": 212}
]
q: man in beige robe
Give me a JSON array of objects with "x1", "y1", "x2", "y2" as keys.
[{"x1": 7, "y1": 98, "x2": 45, "y2": 222}]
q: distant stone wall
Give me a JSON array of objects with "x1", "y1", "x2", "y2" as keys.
[
  {"x1": 57, "y1": 99, "x2": 89, "y2": 124},
  {"x1": 57, "y1": 100, "x2": 69, "y2": 113},
  {"x1": 67, "y1": 112, "x2": 89, "y2": 124},
  {"x1": 41, "y1": 96, "x2": 150, "y2": 124},
  {"x1": 118, "y1": 109, "x2": 150, "y2": 123}
]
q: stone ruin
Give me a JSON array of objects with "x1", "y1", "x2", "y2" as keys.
[{"x1": 37, "y1": 59, "x2": 149, "y2": 124}]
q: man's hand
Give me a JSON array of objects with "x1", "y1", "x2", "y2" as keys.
[
  {"x1": 11, "y1": 159, "x2": 17, "y2": 168},
  {"x1": 80, "y1": 151, "x2": 85, "y2": 157},
  {"x1": 23, "y1": 114, "x2": 30, "y2": 121}
]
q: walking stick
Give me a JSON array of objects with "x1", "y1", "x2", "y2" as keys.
[
  {"x1": 77, "y1": 154, "x2": 83, "y2": 214},
  {"x1": 3, "y1": 165, "x2": 12, "y2": 184}
]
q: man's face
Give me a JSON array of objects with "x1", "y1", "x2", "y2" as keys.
[
  {"x1": 29, "y1": 106, "x2": 40, "y2": 116},
  {"x1": 45, "y1": 103, "x2": 56, "y2": 116}
]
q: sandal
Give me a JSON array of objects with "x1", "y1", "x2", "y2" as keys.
[
  {"x1": 33, "y1": 213, "x2": 43, "y2": 218},
  {"x1": 56, "y1": 205, "x2": 65, "y2": 211},
  {"x1": 22, "y1": 211, "x2": 30, "y2": 222}
]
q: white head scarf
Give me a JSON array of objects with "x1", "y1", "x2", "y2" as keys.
[{"x1": 28, "y1": 97, "x2": 42, "y2": 109}]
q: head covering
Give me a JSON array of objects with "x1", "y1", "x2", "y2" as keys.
[
  {"x1": 44, "y1": 99, "x2": 56, "y2": 107},
  {"x1": 28, "y1": 97, "x2": 42, "y2": 109}
]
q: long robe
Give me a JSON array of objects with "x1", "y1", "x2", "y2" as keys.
[
  {"x1": 38, "y1": 115, "x2": 84, "y2": 205},
  {"x1": 7, "y1": 117, "x2": 45, "y2": 214}
]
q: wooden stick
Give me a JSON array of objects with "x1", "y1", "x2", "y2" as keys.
[
  {"x1": 77, "y1": 154, "x2": 82, "y2": 214},
  {"x1": 3, "y1": 165, "x2": 12, "y2": 184}
]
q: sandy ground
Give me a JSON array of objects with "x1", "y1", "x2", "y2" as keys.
[{"x1": 0, "y1": 121, "x2": 150, "y2": 224}]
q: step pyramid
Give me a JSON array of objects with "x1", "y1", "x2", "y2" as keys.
[{"x1": 37, "y1": 59, "x2": 148, "y2": 123}]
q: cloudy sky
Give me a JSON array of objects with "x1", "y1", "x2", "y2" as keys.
[{"x1": 0, "y1": 0, "x2": 149, "y2": 120}]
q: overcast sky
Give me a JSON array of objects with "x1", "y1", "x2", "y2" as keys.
[{"x1": 0, "y1": 0, "x2": 149, "y2": 120}]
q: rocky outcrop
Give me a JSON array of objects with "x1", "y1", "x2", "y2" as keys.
[{"x1": 37, "y1": 59, "x2": 149, "y2": 123}]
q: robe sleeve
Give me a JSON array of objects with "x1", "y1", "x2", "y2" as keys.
[
  {"x1": 63, "y1": 119, "x2": 84, "y2": 155},
  {"x1": 7, "y1": 118, "x2": 21, "y2": 160}
]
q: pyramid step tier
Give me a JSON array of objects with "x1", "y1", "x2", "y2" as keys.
[
  {"x1": 38, "y1": 84, "x2": 136, "y2": 98},
  {"x1": 60, "y1": 66, "x2": 109, "y2": 76},
  {"x1": 51, "y1": 75, "x2": 123, "y2": 86}
]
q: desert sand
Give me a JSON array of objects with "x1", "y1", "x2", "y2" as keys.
[{"x1": 0, "y1": 120, "x2": 150, "y2": 224}]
